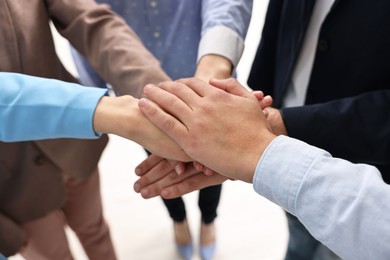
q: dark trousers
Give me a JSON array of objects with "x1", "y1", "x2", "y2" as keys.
[
  {"x1": 162, "y1": 184, "x2": 222, "y2": 224},
  {"x1": 143, "y1": 149, "x2": 222, "y2": 224}
]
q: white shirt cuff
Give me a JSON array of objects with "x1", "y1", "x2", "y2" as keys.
[{"x1": 197, "y1": 26, "x2": 245, "y2": 68}]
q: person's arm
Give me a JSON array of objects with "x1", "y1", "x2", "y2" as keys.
[
  {"x1": 255, "y1": 135, "x2": 390, "y2": 260},
  {"x1": 46, "y1": 0, "x2": 170, "y2": 98},
  {"x1": 199, "y1": 0, "x2": 252, "y2": 70},
  {"x1": 0, "y1": 73, "x2": 189, "y2": 161},
  {"x1": 266, "y1": 91, "x2": 390, "y2": 165},
  {"x1": 0, "y1": 72, "x2": 105, "y2": 141},
  {"x1": 166, "y1": 0, "x2": 253, "y2": 173},
  {"x1": 135, "y1": 77, "x2": 390, "y2": 259},
  {"x1": 139, "y1": 136, "x2": 390, "y2": 260},
  {"x1": 194, "y1": 0, "x2": 252, "y2": 81},
  {"x1": 93, "y1": 95, "x2": 190, "y2": 161}
]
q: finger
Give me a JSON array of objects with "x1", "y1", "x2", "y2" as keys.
[
  {"x1": 261, "y1": 95, "x2": 273, "y2": 109},
  {"x1": 133, "y1": 159, "x2": 175, "y2": 192},
  {"x1": 135, "y1": 154, "x2": 164, "y2": 176},
  {"x1": 143, "y1": 84, "x2": 193, "y2": 123},
  {"x1": 166, "y1": 160, "x2": 186, "y2": 175},
  {"x1": 252, "y1": 91, "x2": 273, "y2": 109},
  {"x1": 204, "y1": 167, "x2": 215, "y2": 176},
  {"x1": 138, "y1": 98, "x2": 188, "y2": 145},
  {"x1": 158, "y1": 80, "x2": 203, "y2": 107},
  {"x1": 263, "y1": 109, "x2": 269, "y2": 118},
  {"x1": 209, "y1": 78, "x2": 255, "y2": 100},
  {"x1": 193, "y1": 161, "x2": 204, "y2": 171},
  {"x1": 175, "y1": 77, "x2": 215, "y2": 97},
  {"x1": 138, "y1": 165, "x2": 202, "y2": 198},
  {"x1": 193, "y1": 161, "x2": 214, "y2": 176},
  {"x1": 160, "y1": 174, "x2": 228, "y2": 199},
  {"x1": 252, "y1": 91, "x2": 264, "y2": 101}
]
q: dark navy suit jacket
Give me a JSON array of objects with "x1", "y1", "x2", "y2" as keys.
[{"x1": 248, "y1": 0, "x2": 390, "y2": 181}]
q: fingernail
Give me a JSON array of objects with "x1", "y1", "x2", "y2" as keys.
[
  {"x1": 193, "y1": 162, "x2": 200, "y2": 170},
  {"x1": 205, "y1": 168, "x2": 213, "y2": 176},
  {"x1": 138, "y1": 98, "x2": 149, "y2": 108},
  {"x1": 175, "y1": 164, "x2": 183, "y2": 175},
  {"x1": 141, "y1": 189, "x2": 150, "y2": 198},
  {"x1": 135, "y1": 167, "x2": 142, "y2": 176},
  {"x1": 143, "y1": 84, "x2": 154, "y2": 93},
  {"x1": 134, "y1": 183, "x2": 141, "y2": 192}
]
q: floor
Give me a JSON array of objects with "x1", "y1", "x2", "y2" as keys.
[
  {"x1": 67, "y1": 135, "x2": 288, "y2": 260},
  {"x1": 11, "y1": 1, "x2": 290, "y2": 259}
]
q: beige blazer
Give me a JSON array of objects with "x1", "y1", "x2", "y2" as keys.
[{"x1": 0, "y1": 0, "x2": 169, "y2": 255}]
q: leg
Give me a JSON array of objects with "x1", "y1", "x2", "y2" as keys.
[
  {"x1": 19, "y1": 210, "x2": 73, "y2": 260},
  {"x1": 314, "y1": 243, "x2": 342, "y2": 260},
  {"x1": 285, "y1": 212, "x2": 340, "y2": 260},
  {"x1": 162, "y1": 197, "x2": 186, "y2": 222},
  {"x1": 162, "y1": 197, "x2": 192, "y2": 260},
  {"x1": 198, "y1": 184, "x2": 222, "y2": 260},
  {"x1": 147, "y1": 144, "x2": 192, "y2": 259},
  {"x1": 198, "y1": 184, "x2": 222, "y2": 224},
  {"x1": 62, "y1": 168, "x2": 117, "y2": 260}
]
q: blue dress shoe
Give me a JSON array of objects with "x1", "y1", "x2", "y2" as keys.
[
  {"x1": 176, "y1": 243, "x2": 193, "y2": 260},
  {"x1": 200, "y1": 243, "x2": 216, "y2": 260}
]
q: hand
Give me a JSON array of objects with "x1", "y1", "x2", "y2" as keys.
[
  {"x1": 150, "y1": 172, "x2": 228, "y2": 199},
  {"x1": 206, "y1": 79, "x2": 280, "y2": 135},
  {"x1": 138, "y1": 78, "x2": 276, "y2": 182},
  {"x1": 196, "y1": 55, "x2": 274, "y2": 111},
  {"x1": 93, "y1": 95, "x2": 190, "y2": 162},
  {"x1": 134, "y1": 154, "x2": 226, "y2": 198},
  {"x1": 194, "y1": 57, "x2": 243, "y2": 176},
  {"x1": 207, "y1": 78, "x2": 273, "y2": 109},
  {"x1": 253, "y1": 91, "x2": 273, "y2": 109}
]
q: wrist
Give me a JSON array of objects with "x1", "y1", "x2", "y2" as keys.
[
  {"x1": 264, "y1": 108, "x2": 288, "y2": 136},
  {"x1": 195, "y1": 54, "x2": 233, "y2": 81},
  {"x1": 93, "y1": 95, "x2": 139, "y2": 137},
  {"x1": 244, "y1": 130, "x2": 277, "y2": 183}
]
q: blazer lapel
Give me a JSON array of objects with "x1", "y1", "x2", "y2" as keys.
[
  {"x1": 273, "y1": 0, "x2": 316, "y2": 106},
  {"x1": 331, "y1": 0, "x2": 342, "y2": 10}
]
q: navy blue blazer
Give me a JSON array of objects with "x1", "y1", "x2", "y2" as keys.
[{"x1": 248, "y1": 0, "x2": 390, "y2": 180}]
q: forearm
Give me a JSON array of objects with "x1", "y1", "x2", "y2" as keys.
[
  {"x1": 0, "y1": 73, "x2": 105, "y2": 142},
  {"x1": 200, "y1": 0, "x2": 252, "y2": 67},
  {"x1": 47, "y1": 0, "x2": 170, "y2": 98},
  {"x1": 281, "y1": 91, "x2": 390, "y2": 164},
  {"x1": 254, "y1": 135, "x2": 390, "y2": 259},
  {"x1": 94, "y1": 95, "x2": 190, "y2": 162}
]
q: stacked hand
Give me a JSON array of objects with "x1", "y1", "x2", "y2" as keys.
[
  {"x1": 134, "y1": 78, "x2": 276, "y2": 199},
  {"x1": 93, "y1": 95, "x2": 191, "y2": 162}
]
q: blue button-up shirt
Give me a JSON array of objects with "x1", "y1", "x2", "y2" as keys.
[
  {"x1": 254, "y1": 135, "x2": 390, "y2": 260},
  {"x1": 71, "y1": 0, "x2": 252, "y2": 87}
]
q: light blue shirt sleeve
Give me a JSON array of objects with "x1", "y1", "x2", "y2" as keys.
[
  {"x1": 71, "y1": 0, "x2": 252, "y2": 85},
  {"x1": 253, "y1": 135, "x2": 390, "y2": 260},
  {"x1": 199, "y1": 0, "x2": 253, "y2": 66},
  {"x1": 0, "y1": 72, "x2": 107, "y2": 142}
]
